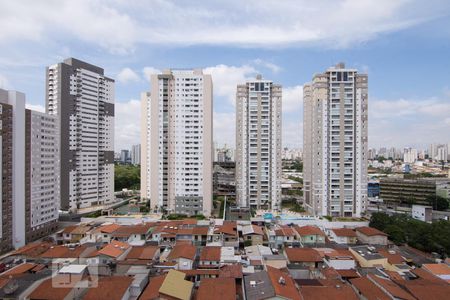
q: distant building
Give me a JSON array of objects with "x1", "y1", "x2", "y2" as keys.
[
  {"x1": 379, "y1": 178, "x2": 450, "y2": 207},
  {"x1": 403, "y1": 148, "x2": 417, "y2": 163},
  {"x1": 412, "y1": 205, "x2": 433, "y2": 223},
  {"x1": 368, "y1": 181, "x2": 380, "y2": 198},
  {"x1": 303, "y1": 63, "x2": 368, "y2": 217},
  {"x1": 120, "y1": 149, "x2": 130, "y2": 164},
  {"x1": 131, "y1": 144, "x2": 141, "y2": 165}
]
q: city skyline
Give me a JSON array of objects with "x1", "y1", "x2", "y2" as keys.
[{"x1": 1, "y1": 1, "x2": 450, "y2": 150}]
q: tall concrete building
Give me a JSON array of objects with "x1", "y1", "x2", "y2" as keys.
[
  {"x1": 25, "y1": 109, "x2": 59, "y2": 242},
  {"x1": 131, "y1": 144, "x2": 141, "y2": 165},
  {"x1": 0, "y1": 89, "x2": 25, "y2": 250},
  {"x1": 303, "y1": 63, "x2": 368, "y2": 217},
  {"x1": 141, "y1": 69, "x2": 213, "y2": 216},
  {"x1": 235, "y1": 75, "x2": 282, "y2": 210},
  {"x1": 46, "y1": 58, "x2": 115, "y2": 212},
  {"x1": 0, "y1": 89, "x2": 59, "y2": 251}
]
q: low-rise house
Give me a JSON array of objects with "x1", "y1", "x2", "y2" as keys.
[
  {"x1": 84, "y1": 223, "x2": 121, "y2": 244},
  {"x1": 159, "y1": 269, "x2": 194, "y2": 300},
  {"x1": 329, "y1": 228, "x2": 357, "y2": 244},
  {"x1": 244, "y1": 266, "x2": 301, "y2": 300},
  {"x1": 350, "y1": 245, "x2": 409, "y2": 273},
  {"x1": 27, "y1": 275, "x2": 86, "y2": 300},
  {"x1": 220, "y1": 246, "x2": 241, "y2": 264},
  {"x1": 268, "y1": 226, "x2": 297, "y2": 249},
  {"x1": 124, "y1": 245, "x2": 160, "y2": 263},
  {"x1": 323, "y1": 249, "x2": 356, "y2": 270},
  {"x1": 294, "y1": 225, "x2": 326, "y2": 245},
  {"x1": 299, "y1": 282, "x2": 359, "y2": 300},
  {"x1": 245, "y1": 244, "x2": 273, "y2": 261},
  {"x1": 86, "y1": 240, "x2": 131, "y2": 266},
  {"x1": 210, "y1": 221, "x2": 239, "y2": 248},
  {"x1": 199, "y1": 246, "x2": 221, "y2": 268},
  {"x1": 197, "y1": 277, "x2": 236, "y2": 300},
  {"x1": 166, "y1": 244, "x2": 197, "y2": 270},
  {"x1": 83, "y1": 276, "x2": 134, "y2": 300},
  {"x1": 284, "y1": 248, "x2": 323, "y2": 268},
  {"x1": 192, "y1": 226, "x2": 209, "y2": 246},
  {"x1": 350, "y1": 276, "x2": 392, "y2": 300},
  {"x1": 356, "y1": 226, "x2": 388, "y2": 245},
  {"x1": 241, "y1": 224, "x2": 265, "y2": 246},
  {"x1": 422, "y1": 263, "x2": 450, "y2": 283},
  {"x1": 366, "y1": 274, "x2": 416, "y2": 300},
  {"x1": 111, "y1": 224, "x2": 153, "y2": 245},
  {"x1": 139, "y1": 274, "x2": 166, "y2": 300},
  {"x1": 262, "y1": 254, "x2": 288, "y2": 269}
]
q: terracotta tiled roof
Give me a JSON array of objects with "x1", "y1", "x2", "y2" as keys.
[
  {"x1": 219, "y1": 264, "x2": 243, "y2": 278},
  {"x1": 294, "y1": 225, "x2": 326, "y2": 237},
  {"x1": 40, "y1": 244, "x2": 88, "y2": 258},
  {"x1": 411, "y1": 268, "x2": 448, "y2": 284},
  {"x1": 112, "y1": 224, "x2": 152, "y2": 237},
  {"x1": 70, "y1": 225, "x2": 91, "y2": 235},
  {"x1": 61, "y1": 225, "x2": 78, "y2": 234},
  {"x1": 200, "y1": 246, "x2": 221, "y2": 262},
  {"x1": 397, "y1": 278, "x2": 450, "y2": 300},
  {"x1": 368, "y1": 274, "x2": 415, "y2": 300},
  {"x1": 28, "y1": 276, "x2": 74, "y2": 300},
  {"x1": 98, "y1": 223, "x2": 121, "y2": 234},
  {"x1": 125, "y1": 246, "x2": 159, "y2": 260},
  {"x1": 83, "y1": 276, "x2": 133, "y2": 300},
  {"x1": 356, "y1": 226, "x2": 387, "y2": 237},
  {"x1": 0, "y1": 263, "x2": 36, "y2": 277},
  {"x1": 336, "y1": 269, "x2": 359, "y2": 278},
  {"x1": 275, "y1": 226, "x2": 296, "y2": 237},
  {"x1": 167, "y1": 244, "x2": 196, "y2": 261},
  {"x1": 176, "y1": 228, "x2": 194, "y2": 235},
  {"x1": 300, "y1": 283, "x2": 359, "y2": 300},
  {"x1": 378, "y1": 249, "x2": 405, "y2": 265},
  {"x1": 422, "y1": 263, "x2": 450, "y2": 277},
  {"x1": 197, "y1": 278, "x2": 236, "y2": 300},
  {"x1": 182, "y1": 219, "x2": 198, "y2": 225},
  {"x1": 192, "y1": 226, "x2": 209, "y2": 235},
  {"x1": 181, "y1": 269, "x2": 221, "y2": 276},
  {"x1": 331, "y1": 228, "x2": 357, "y2": 237},
  {"x1": 285, "y1": 248, "x2": 323, "y2": 263},
  {"x1": 267, "y1": 266, "x2": 302, "y2": 300},
  {"x1": 215, "y1": 222, "x2": 237, "y2": 236},
  {"x1": 350, "y1": 276, "x2": 391, "y2": 300},
  {"x1": 140, "y1": 275, "x2": 166, "y2": 300},
  {"x1": 96, "y1": 240, "x2": 130, "y2": 258},
  {"x1": 10, "y1": 242, "x2": 53, "y2": 257}
]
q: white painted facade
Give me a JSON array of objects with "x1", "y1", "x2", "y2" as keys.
[
  {"x1": 235, "y1": 76, "x2": 282, "y2": 210},
  {"x1": 303, "y1": 63, "x2": 368, "y2": 217},
  {"x1": 141, "y1": 69, "x2": 213, "y2": 216},
  {"x1": 29, "y1": 111, "x2": 60, "y2": 229}
]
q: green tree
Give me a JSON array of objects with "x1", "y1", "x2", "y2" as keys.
[
  {"x1": 426, "y1": 195, "x2": 449, "y2": 211},
  {"x1": 114, "y1": 164, "x2": 140, "y2": 191}
]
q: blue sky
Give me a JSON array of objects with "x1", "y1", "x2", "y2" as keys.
[{"x1": 1, "y1": 0, "x2": 450, "y2": 151}]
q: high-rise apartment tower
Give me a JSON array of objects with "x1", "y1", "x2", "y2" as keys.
[
  {"x1": 235, "y1": 75, "x2": 282, "y2": 210},
  {"x1": 303, "y1": 63, "x2": 368, "y2": 217},
  {"x1": 141, "y1": 69, "x2": 213, "y2": 216},
  {"x1": 46, "y1": 58, "x2": 115, "y2": 212}
]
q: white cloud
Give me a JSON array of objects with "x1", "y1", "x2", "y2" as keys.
[
  {"x1": 252, "y1": 59, "x2": 282, "y2": 73},
  {"x1": 116, "y1": 67, "x2": 140, "y2": 84},
  {"x1": 25, "y1": 104, "x2": 45, "y2": 113},
  {"x1": 213, "y1": 111, "x2": 236, "y2": 147},
  {"x1": 115, "y1": 99, "x2": 141, "y2": 151},
  {"x1": 142, "y1": 67, "x2": 161, "y2": 83},
  {"x1": 283, "y1": 85, "x2": 303, "y2": 114},
  {"x1": 204, "y1": 64, "x2": 257, "y2": 105},
  {"x1": 283, "y1": 120, "x2": 302, "y2": 148},
  {"x1": 0, "y1": 0, "x2": 443, "y2": 52},
  {"x1": 0, "y1": 74, "x2": 11, "y2": 89}
]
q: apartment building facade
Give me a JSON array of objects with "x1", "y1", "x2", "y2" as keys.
[
  {"x1": 46, "y1": 58, "x2": 115, "y2": 212},
  {"x1": 25, "y1": 110, "x2": 59, "y2": 242},
  {"x1": 141, "y1": 69, "x2": 213, "y2": 216},
  {"x1": 303, "y1": 63, "x2": 368, "y2": 217},
  {"x1": 235, "y1": 75, "x2": 282, "y2": 210}
]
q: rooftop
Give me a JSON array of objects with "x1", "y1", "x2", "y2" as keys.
[
  {"x1": 356, "y1": 226, "x2": 388, "y2": 237},
  {"x1": 331, "y1": 228, "x2": 357, "y2": 237},
  {"x1": 167, "y1": 244, "x2": 197, "y2": 261},
  {"x1": 196, "y1": 277, "x2": 236, "y2": 300},
  {"x1": 158, "y1": 270, "x2": 193, "y2": 300},
  {"x1": 285, "y1": 248, "x2": 323, "y2": 263},
  {"x1": 83, "y1": 276, "x2": 133, "y2": 300}
]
